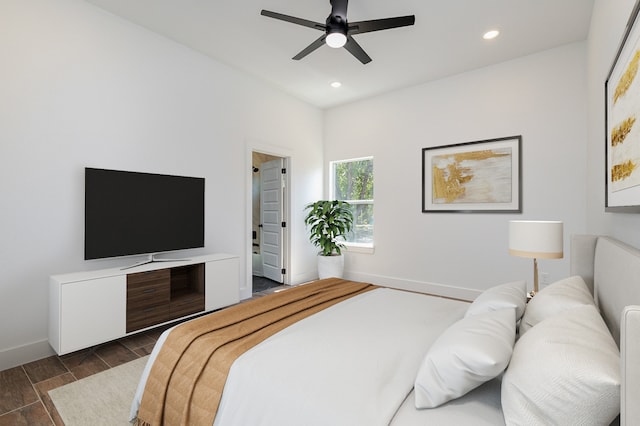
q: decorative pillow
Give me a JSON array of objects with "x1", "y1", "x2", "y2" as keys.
[
  {"x1": 502, "y1": 304, "x2": 620, "y2": 425},
  {"x1": 415, "y1": 308, "x2": 516, "y2": 408},
  {"x1": 519, "y1": 275, "x2": 594, "y2": 335},
  {"x1": 464, "y1": 280, "x2": 527, "y2": 320}
]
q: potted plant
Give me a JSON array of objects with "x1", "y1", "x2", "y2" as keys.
[{"x1": 304, "y1": 200, "x2": 354, "y2": 279}]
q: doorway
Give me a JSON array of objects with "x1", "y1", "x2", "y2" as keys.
[{"x1": 251, "y1": 151, "x2": 288, "y2": 293}]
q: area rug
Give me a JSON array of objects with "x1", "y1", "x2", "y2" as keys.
[{"x1": 49, "y1": 356, "x2": 148, "y2": 425}]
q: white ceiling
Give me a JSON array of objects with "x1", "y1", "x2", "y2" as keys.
[{"x1": 84, "y1": 0, "x2": 595, "y2": 109}]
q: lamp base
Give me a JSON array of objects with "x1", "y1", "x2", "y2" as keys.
[{"x1": 529, "y1": 258, "x2": 539, "y2": 301}]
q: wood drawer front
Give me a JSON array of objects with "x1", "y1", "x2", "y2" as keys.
[
  {"x1": 126, "y1": 304, "x2": 171, "y2": 333},
  {"x1": 127, "y1": 269, "x2": 170, "y2": 309},
  {"x1": 170, "y1": 294, "x2": 205, "y2": 318}
]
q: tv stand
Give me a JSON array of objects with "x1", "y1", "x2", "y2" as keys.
[
  {"x1": 121, "y1": 254, "x2": 191, "y2": 270},
  {"x1": 49, "y1": 253, "x2": 239, "y2": 355}
]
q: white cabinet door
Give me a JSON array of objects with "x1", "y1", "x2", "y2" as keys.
[
  {"x1": 205, "y1": 257, "x2": 239, "y2": 311},
  {"x1": 60, "y1": 275, "x2": 126, "y2": 354}
]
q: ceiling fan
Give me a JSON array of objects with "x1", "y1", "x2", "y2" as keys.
[{"x1": 260, "y1": 0, "x2": 415, "y2": 64}]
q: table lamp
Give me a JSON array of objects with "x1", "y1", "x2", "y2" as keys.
[{"x1": 509, "y1": 220, "x2": 563, "y2": 297}]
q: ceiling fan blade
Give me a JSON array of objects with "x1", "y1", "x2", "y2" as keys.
[
  {"x1": 344, "y1": 35, "x2": 372, "y2": 64},
  {"x1": 349, "y1": 15, "x2": 415, "y2": 35},
  {"x1": 261, "y1": 10, "x2": 325, "y2": 31},
  {"x1": 292, "y1": 34, "x2": 327, "y2": 60}
]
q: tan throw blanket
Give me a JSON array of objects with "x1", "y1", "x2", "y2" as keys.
[{"x1": 135, "y1": 278, "x2": 377, "y2": 426}]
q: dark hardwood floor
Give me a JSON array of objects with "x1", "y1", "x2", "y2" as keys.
[
  {"x1": 0, "y1": 280, "x2": 287, "y2": 425},
  {"x1": 0, "y1": 327, "x2": 163, "y2": 425}
]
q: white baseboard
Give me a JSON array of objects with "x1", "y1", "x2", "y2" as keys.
[
  {"x1": 0, "y1": 339, "x2": 55, "y2": 372},
  {"x1": 344, "y1": 271, "x2": 480, "y2": 301},
  {"x1": 290, "y1": 272, "x2": 319, "y2": 286}
]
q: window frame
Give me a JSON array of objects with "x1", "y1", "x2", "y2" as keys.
[{"x1": 329, "y1": 156, "x2": 374, "y2": 254}]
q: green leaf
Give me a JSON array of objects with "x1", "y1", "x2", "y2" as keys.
[{"x1": 304, "y1": 200, "x2": 354, "y2": 255}]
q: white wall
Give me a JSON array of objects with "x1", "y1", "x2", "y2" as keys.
[
  {"x1": 6, "y1": 0, "x2": 637, "y2": 372},
  {"x1": 587, "y1": 0, "x2": 640, "y2": 245},
  {"x1": 0, "y1": 0, "x2": 322, "y2": 370},
  {"x1": 324, "y1": 43, "x2": 588, "y2": 299}
]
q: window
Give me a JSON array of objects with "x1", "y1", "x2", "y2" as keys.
[{"x1": 330, "y1": 157, "x2": 374, "y2": 249}]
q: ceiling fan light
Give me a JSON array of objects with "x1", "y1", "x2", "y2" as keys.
[{"x1": 326, "y1": 32, "x2": 347, "y2": 48}]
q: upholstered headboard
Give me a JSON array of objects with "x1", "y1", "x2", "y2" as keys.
[
  {"x1": 570, "y1": 235, "x2": 640, "y2": 425},
  {"x1": 571, "y1": 235, "x2": 640, "y2": 344}
]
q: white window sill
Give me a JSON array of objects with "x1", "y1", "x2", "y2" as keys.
[{"x1": 344, "y1": 244, "x2": 375, "y2": 254}]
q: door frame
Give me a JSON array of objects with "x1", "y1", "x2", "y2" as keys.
[{"x1": 244, "y1": 142, "x2": 292, "y2": 300}]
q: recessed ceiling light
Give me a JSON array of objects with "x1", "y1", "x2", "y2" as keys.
[
  {"x1": 330, "y1": 81, "x2": 342, "y2": 88},
  {"x1": 483, "y1": 30, "x2": 500, "y2": 40}
]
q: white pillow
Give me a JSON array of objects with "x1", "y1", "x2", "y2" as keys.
[
  {"x1": 502, "y1": 304, "x2": 620, "y2": 425},
  {"x1": 465, "y1": 280, "x2": 527, "y2": 320},
  {"x1": 519, "y1": 275, "x2": 594, "y2": 335},
  {"x1": 415, "y1": 308, "x2": 516, "y2": 408}
]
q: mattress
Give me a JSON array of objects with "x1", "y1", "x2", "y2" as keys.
[{"x1": 130, "y1": 285, "x2": 472, "y2": 425}]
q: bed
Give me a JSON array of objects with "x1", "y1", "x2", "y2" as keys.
[{"x1": 129, "y1": 235, "x2": 640, "y2": 425}]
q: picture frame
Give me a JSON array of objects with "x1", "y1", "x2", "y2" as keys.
[
  {"x1": 605, "y1": 0, "x2": 640, "y2": 212},
  {"x1": 422, "y1": 136, "x2": 522, "y2": 213}
]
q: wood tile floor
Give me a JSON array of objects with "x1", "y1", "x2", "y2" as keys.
[
  {"x1": 0, "y1": 285, "x2": 287, "y2": 425},
  {"x1": 0, "y1": 325, "x2": 167, "y2": 426}
]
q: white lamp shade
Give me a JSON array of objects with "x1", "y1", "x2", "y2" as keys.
[{"x1": 509, "y1": 220, "x2": 563, "y2": 259}]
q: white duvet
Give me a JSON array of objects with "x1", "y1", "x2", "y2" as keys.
[{"x1": 130, "y1": 287, "x2": 468, "y2": 425}]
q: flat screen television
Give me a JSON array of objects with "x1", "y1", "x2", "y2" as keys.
[{"x1": 84, "y1": 167, "x2": 205, "y2": 262}]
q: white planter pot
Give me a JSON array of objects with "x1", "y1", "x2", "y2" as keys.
[{"x1": 317, "y1": 254, "x2": 344, "y2": 279}]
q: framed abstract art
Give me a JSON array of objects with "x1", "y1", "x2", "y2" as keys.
[
  {"x1": 422, "y1": 136, "x2": 522, "y2": 213},
  {"x1": 605, "y1": 0, "x2": 640, "y2": 212}
]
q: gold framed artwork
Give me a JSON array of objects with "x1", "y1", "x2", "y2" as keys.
[
  {"x1": 606, "y1": 0, "x2": 640, "y2": 212},
  {"x1": 422, "y1": 136, "x2": 522, "y2": 213}
]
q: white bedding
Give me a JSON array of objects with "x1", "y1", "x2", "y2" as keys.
[
  {"x1": 391, "y1": 379, "x2": 504, "y2": 426},
  {"x1": 130, "y1": 287, "x2": 469, "y2": 425},
  {"x1": 130, "y1": 235, "x2": 640, "y2": 425}
]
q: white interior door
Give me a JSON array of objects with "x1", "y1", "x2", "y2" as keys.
[{"x1": 260, "y1": 158, "x2": 284, "y2": 283}]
